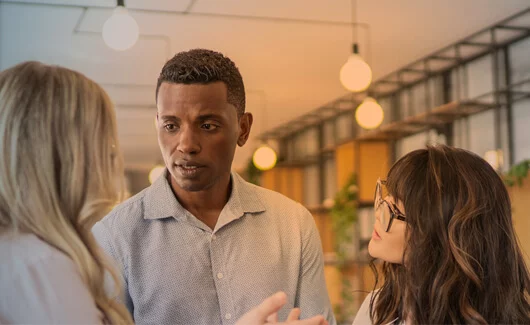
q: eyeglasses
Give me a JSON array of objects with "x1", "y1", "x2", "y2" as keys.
[{"x1": 374, "y1": 178, "x2": 406, "y2": 232}]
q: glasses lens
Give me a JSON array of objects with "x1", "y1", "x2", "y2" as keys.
[
  {"x1": 374, "y1": 182, "x2": 380, "y2": 209},
  {"x1": 381, "y1": 203, "x2": 391, "y2": 230}
]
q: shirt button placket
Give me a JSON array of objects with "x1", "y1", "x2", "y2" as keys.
[{"x1": 210, "y1": 233, "x2": 233, "y2": 324}]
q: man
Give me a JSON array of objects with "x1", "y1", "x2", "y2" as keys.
[{"x1": 93, "y1": 49, "x2": 335, "y2": 325}]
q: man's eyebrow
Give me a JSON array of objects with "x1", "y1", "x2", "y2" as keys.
[
  {"x1": 197, "y1": 113, "x2": 225, "y2": 121},
  {"x1": 159, "y1": 115, "x2": 180, "y2": 121}
]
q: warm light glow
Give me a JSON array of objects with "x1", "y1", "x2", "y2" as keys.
[
  {"x1": 252, "y1": 145, "x2": 277, "y2": 171},
  {"x1": 148, "y1": 165, "x2": 165, "y2": 184},
  {"x1": 102, "y1": 6, "x2": 139, "y2": 51},
  {"x1": 484, "y1": 149, "x2": 503, "y2": 170},
  {"x1": 340, "y1": 53, "x2": 372, "y2": 92},
  {"x1": 355, "y1": 97, "x2": 384, "y2": 129}
]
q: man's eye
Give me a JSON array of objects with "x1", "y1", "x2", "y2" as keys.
[
  {"x1": 164, "y1": 124, "x2": 177, "y2": 131},
  {"x1": 201, "y1": 124, "x2": 218, "y2": 130}
]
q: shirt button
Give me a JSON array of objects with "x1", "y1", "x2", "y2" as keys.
[
  {"x1": 225, "y1": 313, "x2": 232, "y2": 320},
  {"x1": 212, "y1": 234, "x2": 217, "y2": 240},
  {"x1": 217, "y1": 272, "x2": 224, "y2": 279}
]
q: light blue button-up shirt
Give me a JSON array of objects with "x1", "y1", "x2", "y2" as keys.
[{"x1": 93, "y1": 170, "x2": 335, "y2": 325}]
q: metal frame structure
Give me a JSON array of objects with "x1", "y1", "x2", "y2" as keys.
[
  {"x1": 260, "y1": 7, "x2": 530, "y2": 172},
  {"x1": 256, "y1": 7, "x2": 530, "y2": 212}
]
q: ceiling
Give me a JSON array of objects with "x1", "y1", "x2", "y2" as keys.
[{"x1": 1, "y1": 0, "x2": 529, "y2": 172}]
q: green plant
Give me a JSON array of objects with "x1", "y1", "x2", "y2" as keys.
[
  {"x1": 330, "y1": 173, "x2": 358, "y2": 324},
  {"x1": 503, "y1": 159, "x2": 530, "y2": 187}
]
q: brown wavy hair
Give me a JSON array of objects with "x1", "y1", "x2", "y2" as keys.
[{"x1": 369, "y1": 145, "x2": 530, "y2": 324}]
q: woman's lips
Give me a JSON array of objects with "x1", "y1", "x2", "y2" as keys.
[{"x1": 372, "y1": 228, "x2": 381, "y2": 240}]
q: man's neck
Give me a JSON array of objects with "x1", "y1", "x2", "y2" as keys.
[{"x1": 169, "y1": 173, "x2": 232, "y2": 230}]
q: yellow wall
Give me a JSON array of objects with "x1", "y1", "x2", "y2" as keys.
[
  {"x1": 335, "y1": 142, "x2": 356, "y2": 189},
  {"x1": 509, "y1": 175, "x2": 530, "y2": 266},
  {"x1": 260, "y1": 167, "x2": 304, "y2": 203},
  {"x1": 358, "y1": 142, "x2": 390, "y2": 202}
]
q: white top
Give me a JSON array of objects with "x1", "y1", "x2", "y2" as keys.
[
  {"x1": 0, "y1": 232, "x2": 102, "y2": 324},
  {"x1": 353, "y1": 291, "x2": 401, "y2": 325}
]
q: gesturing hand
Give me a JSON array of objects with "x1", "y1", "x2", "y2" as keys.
[{"x1": 235, "y1": 292, "x2": 328, "y2": 325}]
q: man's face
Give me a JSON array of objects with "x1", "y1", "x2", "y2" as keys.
[{"x1": 156, "y1": 81, "x2": 252, "y2": 192}]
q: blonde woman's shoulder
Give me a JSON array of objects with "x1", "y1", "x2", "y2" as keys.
[{"x1": 0, "y1": 233, "x2": 102, "y2": 324}]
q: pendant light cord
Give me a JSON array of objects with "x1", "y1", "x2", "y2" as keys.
[{"x1": 351, "y1": 0, "x2": 358, "y2": 53}]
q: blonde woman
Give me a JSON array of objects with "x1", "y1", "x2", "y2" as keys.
[{"x1": 0, "y1": 61, "x2": 132, "y2": 324}]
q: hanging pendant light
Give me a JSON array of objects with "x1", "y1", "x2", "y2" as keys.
[
  {"x1": 340, "y1": 0, "x2": 372, "y2": 92},
  {"x1": 252, "y1": 144, "x2": 277, "y2": 171},
  {"x1": 340, "y1": 44, "x2": 372, "y2": 92},
  {"x1": 355, "y1": 96, "x2": 384, "y2": 129},
  {"x1": 102, "y1": 0, "x2": 139, "y2": 51},
  {"x1": 252, "y1": 92, "x2": 277, "y2": 171}
]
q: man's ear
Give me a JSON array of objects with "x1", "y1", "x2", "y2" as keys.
[{"x1": 237, "y1": 112, "x2": 253, "y2": 147}]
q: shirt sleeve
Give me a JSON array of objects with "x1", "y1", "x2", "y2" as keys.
[
  {"x1": 295, "y1": 206, "x2": 337, "y2": 325},
  {"x1": 92, "y1": 221, "x2": 134, "y2": 316},
  {"x1": 0, "y1": 251, "x2": 102, "y2": 324}
]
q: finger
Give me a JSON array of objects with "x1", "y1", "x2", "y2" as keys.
[
  {"x1": 286, "y1": 308, "x2": 301, "y2": 321},
  {"x1": 288, "y1": 315, "x2": 326, "y2": 325},
  {"x1": 242, "y1": 291, "x2": 287, "y2": 323},
  {"x1": 266, "y1": 312, "x2": 278, "y2": 323},
  {"x1": 256, "y1": 291, "x2": 287, "y2": 321}
]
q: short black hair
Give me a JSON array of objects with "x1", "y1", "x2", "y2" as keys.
[{"x1": 156, "y1": 49, "x2": 245, "y2": 117}]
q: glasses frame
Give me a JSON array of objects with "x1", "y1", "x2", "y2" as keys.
[{"x1": 374, "y1": 178, "x2": 406, "y2": 232}]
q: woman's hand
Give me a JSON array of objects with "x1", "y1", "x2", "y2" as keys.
[{"x1": 235, "y1": 292, "x2": 328, "y2": 325}]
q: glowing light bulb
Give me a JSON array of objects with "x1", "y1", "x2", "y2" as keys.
[
  {"x1": 484, "y1": 150, "x2": 503, "y2": 170},
  {"x1": 148, "y1": 165, "x2": 165, "y2": 184},
  {"x1": 252, "y1": 145, "x2": 277, "y2": 171},
  {"x1": 355, "y1": 97, "x2": 384, "y2": 129},
  {"x1": 340, "y1": 53, "x2": 372, "y2": 92},
  {"x1": 102, "y1": 6, "x2": 139, "y2": 51}
]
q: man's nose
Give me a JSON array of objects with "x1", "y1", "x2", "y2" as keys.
[{"x1": 177, "y1": 126, "x2": 200, "y2": 154}]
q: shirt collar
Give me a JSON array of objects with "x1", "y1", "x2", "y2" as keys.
[{"x1": 143, "y1": 169, "x2": 265, "y2": 222}]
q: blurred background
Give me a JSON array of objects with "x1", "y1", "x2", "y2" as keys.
[{"x1": 1, "y1": 1, "x2": 530, "y2": 323}]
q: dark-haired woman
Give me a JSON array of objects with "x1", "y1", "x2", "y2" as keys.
[{"x1": 353, "y1": 145, "x2": 530, "y2": 325}]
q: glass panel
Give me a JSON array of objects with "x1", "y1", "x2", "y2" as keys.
[
  {"x1": 322, "y1": 120, "x2": 335, "y2": 148},
  {"x1": 337, "y1": 113, "x2": 353, "y2": 141},
  {"x1": 410, "y1": 81, "x2": 427, "y2": 115},
  {"x1": 399, "y1": 90, "x2": 410, "y2": 119},
  {"x1": 509, "y1": 37, "x2": 530, "y2": 85},
  {"x1": 305, "y1": 127, "x2": 320, "y2": 157},
  {"x1": 512, "y1": 98, "x2": 530, "y2": 164},
  {"x1": 303, "y1": 164, "x2": 320, "y2": 207},
  {"x1": 378, "y1": 96, "x2": 392, "y2": 125},
  {"x1": 468, "y1": 110, "x2": 495, "y2": 156},
  {"x1": 466, "y1": 54, "x2": 494, "y2": 99},
  {"x1": 396, "y1": 132, "x2": 427, "y2": 159},
  {"x1": 323, "y1": 156, "x2": 336, "y2": 202}
]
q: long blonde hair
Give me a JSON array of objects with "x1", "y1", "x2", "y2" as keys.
[{"x1": 0, "y1": 61, "x2": 133, "y2": 324}]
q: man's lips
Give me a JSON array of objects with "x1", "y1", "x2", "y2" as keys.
[{"x1": 175, "y1": 161, "x2": 205, "y2": 168}]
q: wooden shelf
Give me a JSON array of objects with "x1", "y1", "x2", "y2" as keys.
[
  {"x1": 357, "y1": 100, "x2": 496, "y2": 141},
  {"x1": 307, "y1": 200, "x2": 374, "y2": 214}
]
